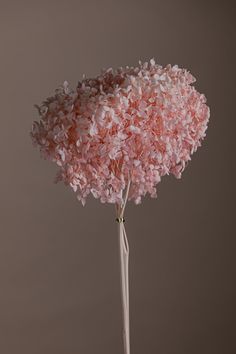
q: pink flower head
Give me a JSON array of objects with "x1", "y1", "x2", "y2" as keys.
[{"x1": 31, "y1": 59, "x2": 210, "y2": 205}]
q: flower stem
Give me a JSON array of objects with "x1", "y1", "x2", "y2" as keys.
[{"x1": 116, "y1": 181, "x2": 131, "y2": 354}]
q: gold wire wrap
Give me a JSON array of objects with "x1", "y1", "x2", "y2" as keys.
[{"x1": 116, "y1": 217, "x2": 125, "y2": 223}]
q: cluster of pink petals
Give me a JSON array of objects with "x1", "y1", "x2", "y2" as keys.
[{"x1": 31, "y1": 59, "x2": 210, "y2": 205}]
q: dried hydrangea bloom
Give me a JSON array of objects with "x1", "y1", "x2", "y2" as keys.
[{"x1": 31, "y1": 59, "x2": 210, "y2": 205}]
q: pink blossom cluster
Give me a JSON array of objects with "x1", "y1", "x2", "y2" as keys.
[{"x1": 31, "y1": 59, "x2": 210, "y2": 205}]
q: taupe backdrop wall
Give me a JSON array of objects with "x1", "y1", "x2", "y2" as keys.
[{"x1": 0, "y1": 1, "x2": 235, "y2": 353}]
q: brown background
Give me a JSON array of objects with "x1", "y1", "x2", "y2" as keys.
[{"x1": 0, "y1": 0, "x2": 235, "y2": 353}]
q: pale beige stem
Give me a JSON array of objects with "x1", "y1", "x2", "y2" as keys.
[{"x1": 116, "y1": 180, "x2": 131, "y2": 354}]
